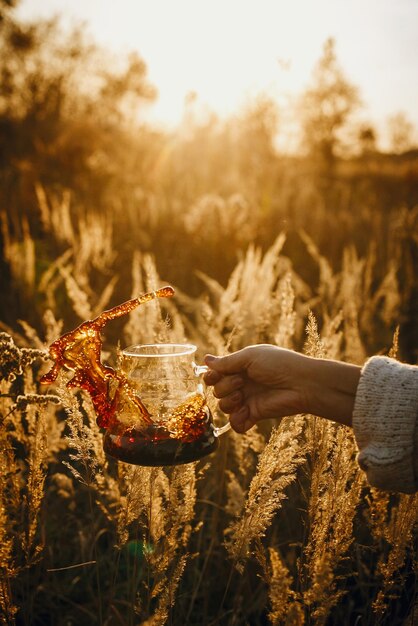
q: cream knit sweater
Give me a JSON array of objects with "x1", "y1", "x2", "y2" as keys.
[{"x1": 352, "y1": 355, "x2": 418, "y2": 494}]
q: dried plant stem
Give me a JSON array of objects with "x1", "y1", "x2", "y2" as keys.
[
  {"x1": 373, "y1": 493, "x2": 418, "y2": 618},
  {"x1": 88, "y1": 488, "x2": 104, "y2": 626}
]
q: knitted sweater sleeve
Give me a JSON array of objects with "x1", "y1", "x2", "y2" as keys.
[{"x1": 352, "y1": 355, "x2": 418, "y2": 494}]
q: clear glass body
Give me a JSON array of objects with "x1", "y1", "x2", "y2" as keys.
[{"x1": 103, "y1": 343, "x2": 230, "y2": 466}]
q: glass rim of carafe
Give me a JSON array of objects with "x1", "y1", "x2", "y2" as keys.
[{"x1": 122, "y1": 343, "x2": 197, "y2": 358}]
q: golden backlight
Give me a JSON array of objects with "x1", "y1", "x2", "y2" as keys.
[{"x1": 16, "y1": 0, "x2": 418, "y2": 133}]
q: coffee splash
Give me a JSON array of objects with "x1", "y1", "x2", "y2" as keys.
[{"x1": 40, "y1": 286, "x2": 174, "y2": 428}]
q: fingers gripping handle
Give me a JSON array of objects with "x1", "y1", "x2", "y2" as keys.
[{"x1": 193, "y1": 363, "x2": 231, "y2": 437}]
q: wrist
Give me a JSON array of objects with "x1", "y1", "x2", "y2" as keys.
[{"x1": 302, "y1": 357, "x2": 361, "y2": 427}]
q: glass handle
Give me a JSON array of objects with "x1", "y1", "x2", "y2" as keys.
[
  {"x1": 193, "y1": 363, "x2": 231, "y2": 437},
  {"x1": 194, "y1": 364, "x2": 209, "y2": 376},
  {"x1": 213, "y1": 423, "x2": 231, "y2": 437}
]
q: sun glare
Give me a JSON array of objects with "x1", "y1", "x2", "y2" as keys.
[
  {"x1": 113, "y1": 1, "x2": 334, "y2": 126},
  {"x1": 14, "y1": 0, "x2": 347, "y2": 126},
  {"x1": 15, "y1": 0, "x2": 418, "y2": 133}
]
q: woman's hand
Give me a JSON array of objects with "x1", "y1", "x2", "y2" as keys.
[{"x1": 204, "y1": 345, "x2": 360, "y2": 433}]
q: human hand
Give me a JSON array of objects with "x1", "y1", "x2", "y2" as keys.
[
  {"x1": 204, "y1": 345, "x2": 311, "y2": 433},
  {"x1": 204, "y1": 345, "x2": 360, "y2": 433}
]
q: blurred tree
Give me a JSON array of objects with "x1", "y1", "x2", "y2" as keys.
[
  {"x1": 99, "y1": 51, "x2": 157, "y2": 124},
  {"x1": 233, "y1": 96, "x2": 281, "y2": 218},
  {"x1": 0, "y1": 0, "x2": 18, "y2": 21},
  {"x1": 0, "y1": 10, "x2": 157, "y2": 235},
  {"x1": 236, "y1": 96, "x2": 279, "y2": 174},
  {"x1": 387, "y1": 112, "x2": 416, "y2": 154},
  {"x1": 299, "y1": 38, "x2": 361, "y2": 165},
  {"x1": 358, "y1": 124, "x2": 378, "y2": 156}
]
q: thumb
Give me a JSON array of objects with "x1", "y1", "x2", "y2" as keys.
[{"x1": 205, "y1": 349, "x2": 251, "y2": 376}]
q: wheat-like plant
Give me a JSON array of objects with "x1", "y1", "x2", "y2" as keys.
[
  {"x1": 226, "y1": 416, "x2": 307, "y2": 571},
  {"x1": 299, "y1": 313, "x2": 364, "y2": 623},
  {"x1": 0, "y1": 196, "x2": 416, "y2": 625}
]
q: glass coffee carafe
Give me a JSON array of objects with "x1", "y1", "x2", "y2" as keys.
[{"x1": 103, "y1": 343, "x2": 231, "y2": 466}]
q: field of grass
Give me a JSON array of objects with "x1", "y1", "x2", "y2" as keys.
[
  {"x1": 0, "y1": 6, "x2": 417, "y2": 625},
  {"x1": 1, "y1": 225, "x2": 417, "y2": 625}
]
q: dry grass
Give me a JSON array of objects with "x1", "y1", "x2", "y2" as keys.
[{"x1": 1, "y1": 232, "x2": 417, "y2": 625}]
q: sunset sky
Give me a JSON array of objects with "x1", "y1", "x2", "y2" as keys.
[{"x1": 16, "y1": 0, "x2": 418, "y2": 145}]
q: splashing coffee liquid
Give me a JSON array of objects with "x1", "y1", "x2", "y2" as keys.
[
  {"x1": 41, "y1": 286, "x2": 218, "y2": 466},
  {"x1": 40, "y1": 286, "x2": 175, "y2": 429},
  {"x1": 103, "y1": 393, "x2": 218, "y2": 466}
]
